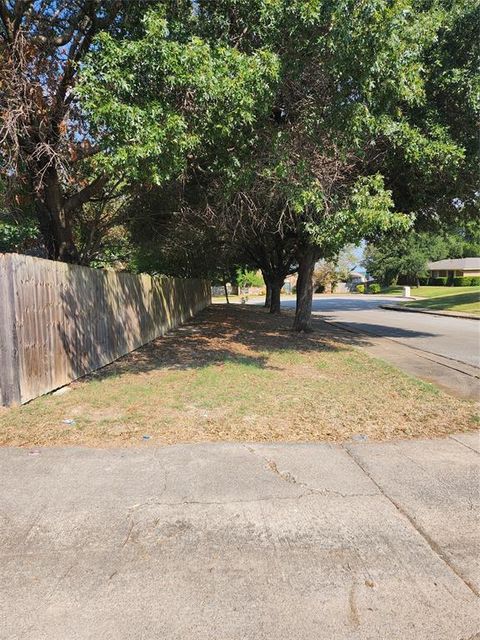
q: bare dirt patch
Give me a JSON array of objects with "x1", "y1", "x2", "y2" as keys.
[{"x1": 0, "y1": 304, "x2": 478, "y2": 447}]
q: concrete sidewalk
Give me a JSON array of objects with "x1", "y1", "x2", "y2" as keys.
[{"x1": 1, "y1": 435, "x2": 479, "y2": 639}]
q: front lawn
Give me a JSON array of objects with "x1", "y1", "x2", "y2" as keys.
[
  {"x1": 403, "y1": 290, "x2": 480, "y2": 315},
  {"x1": 411, "y1": 285, "x2": 479, "y2": 298},
  {"x1": 0, "y1": 305, "x2": 477, "y2": 447},
  {"x1": 380, "y1": 284, "x2": 480, "y2": 314},
  {"x1": 382, "y1": 285, "x2": 480, "y2": 300}
]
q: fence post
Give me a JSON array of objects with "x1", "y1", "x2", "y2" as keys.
[{"x1": 0, "y1": 254, "x2": 21, "y2": 406}]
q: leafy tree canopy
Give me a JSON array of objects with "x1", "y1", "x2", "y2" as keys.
[
  {"x1": 363, "y1": 225, "x2": 480, "y2": 286},
  {"x1": 77, "y1": 9, "x2": 279, "y2": 187}
]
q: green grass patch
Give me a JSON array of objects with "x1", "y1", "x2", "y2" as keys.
[
  {"x1": 381, "y1": 285, "x2": 480, "y2": 300},
  {"x1": 0, "y1": 305, "x2": 476, "y2": 446},
  {"x1": 403, "y1": 289, "x2": 480, "y2": 314},
  {"x1": 272, "y1": 349, "x2": 307, "y2": 365}
]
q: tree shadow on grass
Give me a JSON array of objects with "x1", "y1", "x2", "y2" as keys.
[
  {"x1": 81, "y1": 303, "x2": 412, "y2": 383},
  {"x1": 56, "y1": 263, "x2": 209, "y2": 385}
]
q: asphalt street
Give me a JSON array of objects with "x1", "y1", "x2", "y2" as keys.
[{"x1": 280, "y1": 294, "x2": 480, "y2": 369}]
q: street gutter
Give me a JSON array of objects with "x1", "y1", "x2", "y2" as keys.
[{"x1": 380, "y1": 303, "x2": 480, "y2": 321}]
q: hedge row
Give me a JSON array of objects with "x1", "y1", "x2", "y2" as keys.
[
  {"x1": 452, "y1": 276, "x2": 480, "y2": 286},
  {"x1": 357, "y1": 277, "x2": 479, "y2": 293},
  {"x1": 419, "y1": 276, "x2": 480, "y2": 287}
]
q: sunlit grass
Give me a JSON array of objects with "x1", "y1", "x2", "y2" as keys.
[
  {"x1": 0, "y1": 305, "x2": 476, "y2": 447},
  {"x1": 403, "y1": 290, "x2": 480, "y2": 315}
]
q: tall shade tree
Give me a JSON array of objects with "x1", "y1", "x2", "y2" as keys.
[
  {"x1": 195, "y1": 0, "x2": 452, "y2": 329},
  {"x1": 197, "y1": 0, "x2": 479, "y2": 330},
  {"x1": 69, "y1": 0, "x2": 476, "y2": 333},
  {"x1": 0, "y1": 0, "x2": 161, "y2": 262}
]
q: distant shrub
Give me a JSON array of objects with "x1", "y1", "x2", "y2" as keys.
[
  {"x1": 418, "y1": 277, "x2": 429, "y2": 286},
  {"x1": 368, "y1": 283, "x2": 381, "y2": 294},
  {"x1": 453, "y1": 276, "x2": 473, "y2": 287},
  {"x1": 356, "y1": 284, "x2": 365, "y2": 293},
  {"x1": 237, "y1": 269, "x2": 264, "y2": 288},
  {"x1": 470, "y1": 277, "x2": 480, "y2": 286},
  {"x1": 430, "y1": 277, "x2": 448, "y2": 286}
]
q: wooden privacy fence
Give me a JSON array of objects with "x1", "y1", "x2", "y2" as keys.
[{"x1": 0, "y1": 253, "x2": 211, "y2": 406}]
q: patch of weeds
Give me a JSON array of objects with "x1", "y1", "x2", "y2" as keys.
[
  {"x1": 272, "y1": 350, "x2": 306, "y2": 365},
  {"x1": 224, "y1": 355, "x2": 269, "y2": 370},
  {"x1": 193, "y1": 360, "x2": 271, "y2": 388},
  {"x1": 122, "y1": 384, "x2": 157, "y2": 400},
  {"x1": 337, "y1": 352, "x2": 369, "y2": 372},
  {"x1": 410, "y1": 378, "x2": 440, "y2": 396}
]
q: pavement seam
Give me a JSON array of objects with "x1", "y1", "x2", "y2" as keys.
[
  {"x1": 379, "y1": 303, "x2": 480, "y2": 321},
  {"x1": 342, "y1": 444, "x2": 480, "y2": 599},
  {"x1": 410, "y1": 351, "x2": 480, "y2": 380},
  {"x1": 449, "y1": 434, "x2": 480, "y2": 455}
]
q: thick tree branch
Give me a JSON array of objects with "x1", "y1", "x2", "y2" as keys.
[{"x1": 65, "y1": 174, "x2": 108, "y2": 214}]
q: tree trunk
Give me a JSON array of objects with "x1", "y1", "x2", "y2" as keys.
[
  {"x1": 269, "y1": 280, "x2": 282, "y2": 314},
  {"x1": 264, "y1": 280, "x2": 272, "y2": 308},
  {"x1": 33, "y1": 167, "x2": 108, "y2": 264},
  {"x1": 54, "y1": 212, "x2": 79, "y2": 263},
  {"x1": 35, "y1": 202, "x2": 57, "y2": 260},
  {"x1": 40, "y1": 169, "x2": 79, "y2": 263},
  {"x1": 223, "y1": 277, "x2": 230, "y2": 304},
  {"x1": 293, "y1": 246, "x2": 317, "y2": 332}
]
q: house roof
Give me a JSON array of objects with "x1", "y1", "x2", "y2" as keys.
[{"x1": 427, "y1": 257, "x2": 480, "y2": 271}]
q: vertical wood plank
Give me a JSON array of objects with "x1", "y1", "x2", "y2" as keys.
[
  {"x1": 0, "y1": 253, "x2": 210, "y2": 406},
  {"x1": 0, "y1": 255, "x2": 21, "y2": 405}
]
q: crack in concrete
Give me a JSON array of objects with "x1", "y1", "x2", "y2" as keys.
[
  {"x1": 126, "y1": 489, "x2": 378, "y2": 512},
  {"x1": 344, "y1": 444, "x2": 480, "y2": 598},
  {"x1": 243, "y1": 444, "x2": 377, "y2": 499},
  {"x1": 128, "y1": 494, "x2": 314, "y2": 510},
  {"x1": 121, "y1": 519, "x2": 135, "y2": 548}
]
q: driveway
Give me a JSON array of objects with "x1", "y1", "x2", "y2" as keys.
[
  {"x1": 1, "y1": 436, "x2": 479, "y2": 639},
  {"x1": 280, "y1": 295, "x2": 480, "y2": 369}
]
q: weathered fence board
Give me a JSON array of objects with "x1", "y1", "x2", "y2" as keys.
[{"x1": 0, "y1": 253, "x2": 210, "y2": 406}]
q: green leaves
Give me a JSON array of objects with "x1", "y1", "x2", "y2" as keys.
[
  {"x1": 76, "y1": 0, "x2": 478, "y2": 279},
  {"x1": 77, "y1": 10, "x2": 279, "y2": 186},
  {"x1": 237, "y1": 268, "x2": 264, "y2": 288},
  {"x1": 0, "y1": 220, "x2": 39, "y2": 253},
  {"x1": 304, "y1": 174, "x2": 411, "y2": 255}
]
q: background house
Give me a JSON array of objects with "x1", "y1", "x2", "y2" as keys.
[{"x1": 427, "y1": 258, "x2": 480, "y2": 280}]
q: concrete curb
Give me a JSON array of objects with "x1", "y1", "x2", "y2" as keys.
[{"x1": 380, "y1": 303, "x2": 480, "y2": 321}]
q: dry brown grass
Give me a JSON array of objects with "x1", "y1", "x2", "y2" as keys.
[{"x1": 0, "y1": 305, "x2": 478, "y2": 447}]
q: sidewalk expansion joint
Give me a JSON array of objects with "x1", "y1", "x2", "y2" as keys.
[{"x1": 343, "y1": 444, "x2": 479, "y2": 598}]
